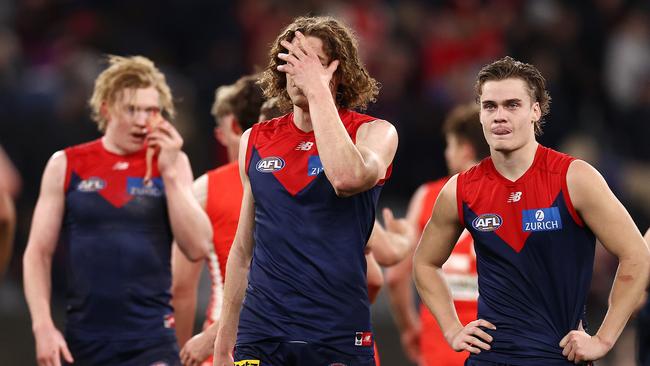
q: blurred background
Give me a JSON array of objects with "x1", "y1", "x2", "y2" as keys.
[{"x1": 0, "y1": 0, "x2": 649, "y2": 365}]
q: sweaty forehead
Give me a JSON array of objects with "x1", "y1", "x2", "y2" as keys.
[
  {"x1": 115, "y1": 87, "x2": 160, "y2": 106},
  {"x1": 480, "y1": 78, "x2": 532, "y2": 102},
  {"x1": 290, "y1": 35, "x2": 330, "y2": 63}
]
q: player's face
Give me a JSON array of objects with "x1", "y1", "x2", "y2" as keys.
[
  {"x1": 285, "y1": 35, "x2": 337, "y2": 109},
  {"x1": 445, "y1": 134, "x2": 466, "y2": 175},
  {"x1": 214, "y1": 113, "x2": 240, "y2": 149},
  {"x1": 479, "y1": 78, "x2": 541, "y2": 153},
  {"x1": 104, "y1": 87, "x2": 161, "y2": 154}
]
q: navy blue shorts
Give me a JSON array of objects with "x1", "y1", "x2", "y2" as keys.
[
  {"x1": 65, "y1": 335, "x2": 180, "y2": 366},
  {"x1": 638, "y1": 300, "x2": 650, "y2": 366},
  {"x1": 464, "y1": 358, "x2": 592, "y2": 366},
  {"x1": 234, "y1": 341, "x2": 375, "y2": 366},
  {"x1": 464, "y1": 360, "x2": 515, "y2": 366}
]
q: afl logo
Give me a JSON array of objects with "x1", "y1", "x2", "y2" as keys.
[
  {"x1": 256, "y1": 156, "x2": 285, "y2": 173},
  {"x1": 472, "y1": 213, "x2": 503, "y2": 232},
  {"x1": 77, "y1": 177, "x2": 106, "y2": 192}
]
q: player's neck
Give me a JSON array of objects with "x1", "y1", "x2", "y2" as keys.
[
  {"x1": 101, "y1": 136, "x2": 137, "y2": 156},
  {"x1": 490, "y1": 141, "x2": 539, "y2": 181},
  {"x1": 227, "y1": 143, "x2": 239, "y2": 163},
  {"x1": 292, "y1": 106, "x2": 314, "y2": 133},
  {"x1": 458, "y1": 160, "x2": 479, "y2": 173}
]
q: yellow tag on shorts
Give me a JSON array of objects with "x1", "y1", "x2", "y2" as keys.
[{"x1": 234, "y1": 360, "x2": 260, "y2": 366}]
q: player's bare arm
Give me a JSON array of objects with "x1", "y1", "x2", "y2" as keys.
[
  {"x1": 386, "y1": 237, "x2": 421, "y2": 363},
  {"x1": 413, "y1": 175, "x2": 495, "y2": 355},
  {"x1": 171, "y1": 174, "x2": 209, "y2": 347},
  {"x1": 277, "y1": 31, "x2": 398, "y2": 197},
  {"x1": 366, "y1": 252, "x2": 384, "y2": 303},
  {"x1": 0, "y1": 146, "x2": 19, "y2": 277},
  {"x1": 23, "y1": 151, "x2": 74, "y2": 366},
  {"x1": 181, "y1": 321, "x2": 219, "y2": 366},
  {"x1": 213, "y1": 129, "x2": 256, "y2": 366},
  {"x1": 148, "y1": 120, "x2": 211, "y2": 260},
  {"x1": 171, "y1": 243, "x2": 203, "y2": 347},
  {"x1": 0, "y1": 190, "x2": 15, "y2": 278},
  {"x1": 385, "y1": 183, "x2": 429, "y2": 362},
  {"x1": 0, "y1": 145, "x2": 21, "y2": 197},
  {"x1": 559, "y1": 160, "x2": 650, "y2": 363},
  {"x1": 368, "y1": 209, "x2": 414, "y2": 266}
]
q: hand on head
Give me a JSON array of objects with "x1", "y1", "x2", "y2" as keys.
[{"x1": 277, "y1": 31, "x2": 339, "y2": 96}]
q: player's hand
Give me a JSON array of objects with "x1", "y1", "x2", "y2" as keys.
[
  {"x1": 212, "y1": 335, "x2": 234, "y2": 366},
  {"x1": 180, "y1": 331, "x2": 213, "y2": 366},
  {"x1": 447, "y1": 319, "x2": 495, "y2": 354},
  {"x1": 400, "y1": 324, "x2": 421, "y2": 363},
  {"x1": 212, "y1": 348, "x2": 233, "y2": 366},
  {"x1": 383, "y1": 208, "x2": 416, "y2": 248},
  {"x1": 146, "y1": 120, "x2": 184, "y2": 179},
  {"x1": 33, "y1": 324, "x2": 74, "y2": 366},
  {"x1": 277, "y1": 31, "x2": 339, "y2": 97},
  {"x1": 559, "y1": 329, "x2": 611, "y2": 363}
]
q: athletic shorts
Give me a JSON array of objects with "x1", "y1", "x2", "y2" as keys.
[
  {"x1": 465, "y1": 359, "x2": 592, "y2": 366},
  {"x1": 638, "y1": 301, "x2": 650, "y2": 366},
  {"x1": 65, "y1": 334, "x2": 181, "y2": 366},
  {"x1": 234, "y1": 341, "x2": 375, "y2": 366}
]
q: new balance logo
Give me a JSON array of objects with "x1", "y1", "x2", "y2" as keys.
[
  {"x1": 507, "y1": 192, "x2": 522, "y2": 203},
  {"x1": 295, "y1": 141, "x2": 314, "y2": 151},
  {"x1": 113, "y1": 161, "x2": 129, "y2": 170}
]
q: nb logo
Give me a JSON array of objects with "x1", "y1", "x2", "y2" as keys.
[
  {"x1": 354, "y1": 331, "x2": 373, "y2": 347},
  {"x1": 507, "y1": 192, "x2": 522, "y2": 203},
  {"x1": 112, "y1": 161, "x2": 129, "y2": 170},
  {"x1": 295, "y1": 141, "x2": 314, "y2": 151}
]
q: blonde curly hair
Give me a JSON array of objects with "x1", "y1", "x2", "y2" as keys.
[
  {"x1": 259, "y1": 16, "x2": 380, "y2": 113},
  {"x1": 89, "y1": 55, "x2": 175, "y2": 132}
]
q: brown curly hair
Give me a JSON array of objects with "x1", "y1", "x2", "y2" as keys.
[
  {"x1": 443, "y1": 103, "x2": 490, "y2": 160},
  {"x1": 211, "y1": 74, "x2": 265, "y2": 131},
  {"x1": 475, "y1": 56, "x2": 551, "y2": 136},
  {"x1": 259, "y1": 16, "x2": 380, "y2": 113}
]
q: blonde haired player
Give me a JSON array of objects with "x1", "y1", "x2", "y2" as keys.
[{"x1": 23, "y1": 55, "x2": 211, "y2": 366}]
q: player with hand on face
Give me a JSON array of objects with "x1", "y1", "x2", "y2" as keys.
[
  {"x1": 213, "y1": 16, "x2": 398, "y2": 366},
  {"x1": 23, "y1": 55, "x2": 212, "y2": 366}
]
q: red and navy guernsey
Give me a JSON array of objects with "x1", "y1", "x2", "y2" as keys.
[
  {"x1": 457, "y1": 144, "x2": 596, "y2": 365},
  {"x1": 62, "y1": 139, "x2": 175, "y2": 341},
  {"x1": 237, "y1": 109, "x2": 391, "y2": 356}
]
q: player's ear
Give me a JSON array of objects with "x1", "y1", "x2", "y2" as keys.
[
  {"x1": 100, "y1": 102, "x2": 110, "y2": 120},
  {"x1": 214, "y1": 126, "x2": 226, "y2": 146},
  {"x1": 461, "y1": 141, "x2": 475, "y2": 161},
  {"x1": 231, "y1": 119, "x2": 243, "y2": 135},
  {"x1": 532, "y1": 101, "x2": 541, "y2": 123}
]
